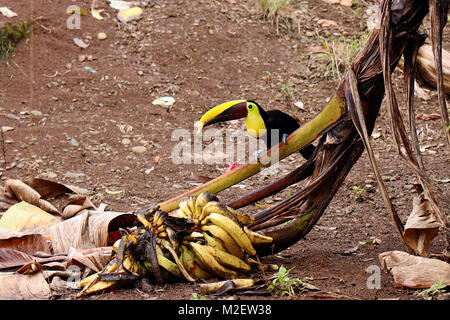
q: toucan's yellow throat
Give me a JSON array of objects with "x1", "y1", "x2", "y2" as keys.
[{"x1": 195, "y1": 100, "x2": 267, "y2": 138}]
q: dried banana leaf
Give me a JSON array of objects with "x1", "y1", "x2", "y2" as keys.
[
  {"x1": 0, "y1": 201, "x2": 61, "y2": 238},
  {"x1": 379, "y1": 250, "x2": 450, "y2": 288},
  {"x1": 0, "y1": 272, "x2": 51, "y2": 300},
  {"x1": 47, "y1": 210, "x2": 135, "y2": 254}
]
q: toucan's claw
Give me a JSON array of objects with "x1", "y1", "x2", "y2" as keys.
[
  {"x1": 255, "y1": 149, "x2": 265, "y2": 163},
  {"x1": 282, "y1": 133, "x2": 288, "y2": 145}
]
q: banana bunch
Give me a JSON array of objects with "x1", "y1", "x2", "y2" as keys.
[
  {"x1": 78, "y1": 193, "x2": 275, "y2": 295},
  {"x1": 78, "y1": 210, "x2": 195, "y2": 295},
  {"x1": 175, "y1": 192, "x2": 273, "y2": 280}
]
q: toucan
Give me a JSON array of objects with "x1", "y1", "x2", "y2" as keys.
[{"x1": 195, "y1": 100, "x2": 315, "y2": 160}]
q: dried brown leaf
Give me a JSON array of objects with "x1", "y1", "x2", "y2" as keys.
[
  {"x1": 379, "y1": 250, "x2": 450, "y2": 288},
  {"x1": 403, "y1": 190, "x2": 442, "y2": 257},
  {"x1": 5, "y1": 179, "x2": 41, "y2": 205},
  {"x1": 0, "y1": 272, "x2": 51, "y2": 299}
]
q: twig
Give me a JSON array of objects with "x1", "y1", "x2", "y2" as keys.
[{"x1": 0, "y1": 126, "x2": 6, "y2": 166}]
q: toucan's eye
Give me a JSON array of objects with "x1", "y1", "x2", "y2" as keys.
[{"x1": 248, "y1": 104, "x2": 253, "y2": 110}]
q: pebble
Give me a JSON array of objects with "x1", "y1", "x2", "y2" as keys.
[
  {"x1": 122, "y1": 138, "x2": 131, "y2": 145},
  {"x1": 70, "y1": 138, "x2": 79, "y2": 147},
  {"x1": 31, "y1": 110, "x2": 43, "y2": 117},
  {"x1": 132, "y1": 146, "x2": 147, "y2": 154},
  {"x1": 404, "y1": 184, "x2": 414, "y2": 190},
  {"x1": 45, "y1": 171, "x2": 57, "y2": 179},
  {"x1": 65, "y1": 171, "x2": 85, "y2": 179},
  {"x1": 97, "y1": 32, "x2": 107, "y2": 40},
  {"x1": 6, "y1": 114, "x2": 20, "y2": 121}
]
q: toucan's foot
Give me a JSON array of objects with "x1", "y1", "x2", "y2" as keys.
[
  {"x1": 282, "y1": 133, "x2": 288, "y2": 145},
  {"x1": 255, "y1": 149, "x2": 265, "y2": 162}
]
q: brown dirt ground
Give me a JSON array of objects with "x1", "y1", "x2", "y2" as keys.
[{"x1": 0, "y1": 0, "x2": 448, "y2": 300}]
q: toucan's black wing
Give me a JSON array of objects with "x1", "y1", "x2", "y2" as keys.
[{"x1": 264, "y1": 110, "x2": 315, "y2": 160}]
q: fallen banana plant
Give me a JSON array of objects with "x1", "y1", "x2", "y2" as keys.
[
  {"x1": 78, "y1": 192, "x2": 275, "y2": 294},
  {"x1": 158, "y1": 0, "x2": 449, "y2": 258}
]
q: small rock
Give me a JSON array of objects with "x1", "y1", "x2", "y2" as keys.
[
  {"x1": 145, "y1": 167, "x2": 154, "y2": 174},
  {"x1": 31, "y1": 110, "x2": 43, "y2": 117},
  {"x1": 137, "y1": 70, "x2": 144, "y2": 76},
  {"x1": 132, "y1": 146, "x2": 147, "y2": 154},
  {"x1": 306, "y1": 31, "x2": 314, "y2": 37},
  {"x1": 404, "y1": 184, "x2": 414, "y2": 190},
  {"x1": 97, "y1": 32, "x2": 107, "y2": 40},
  {"x1": 122, "y1": 138, "x2": 131, "y2": 145},
  {"x1": 172, "y1": 183, "x2": 182, "y2": 189},
  {"x1": 65, "y1": 171, "x2": 85, "y2": 179},
  {"x1": 1, "y1": 126, "x2": 14, "y2": 133},
  {"x1": 16, "y1": 162, "x2": 25, "y2": 169},
  {"x1": 6, "y1": 114, "x2": 20, "y2": 121},
  {"x1": 44, "y1": 171, "x2": 57, "y2": 179},
  {"x1": 69, "y1": 138, "x2": 79, "y2": 147}
]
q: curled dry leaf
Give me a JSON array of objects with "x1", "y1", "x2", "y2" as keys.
[
  {"x1": 25, "y1": 178, "x2": 88, "y2": 199},
  {"x1": 0, "y1": 272, "x2": 51, "y2": 300},
  {"x1": 379, "y1": 250, "x2": 450, "y2": 288},
  {"x1": 67, "y1": 247, "x2": 113, "y2": 273},
  {"x1": 47, "y1": 210, "x2": 135, "y2": 254},
  {"x1": 61, "y1": 196, "x2": 95, "y2": 220},
  {"x1": 403, "y1": 189, "x2": 442, "y2": 257},
  {"x1": 415, "y1": 44, "x2": 450, "y2": 95},
  {"x1": 0, "y1": 227, "x2": 51, "y2": 255},
  {"x1": 5, "y1": 179, "x2": 41, "y2": 205}
]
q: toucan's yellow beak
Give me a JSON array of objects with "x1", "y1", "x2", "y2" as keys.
[{"x1": 195, "y1": 100, "x2": 247, "y2": 134}]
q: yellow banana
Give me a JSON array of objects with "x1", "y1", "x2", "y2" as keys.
[
  {"x1": 112, "y1": 239, "x2": 121, "y2": 253},
  {"x1": 195, "y1": 191, "x2": 218, "y2": 219},
  {"x1": 226, "y1": 206, "x2": 255, "y2": 225},
  {"x1": 136, "y1": 212, "x2": 152, "y2": 228},
  {"x1": 153, "y1": 211, "x2": 164, "y2": 227},
  {"x1": 202, "y1": 245, "x2": 251, "y2": 272},
  {"x1": 179, "y1": 198, "x2": 194, "y2": 218},
  {"x1": 201, "y1": 224, "x2": 243, "y2": 259},
  {"x1": 199, "y1": 279, "x2": 254, "y2": 294},
  {"x1": 78, "y1": 259, "x2": 118, "y2": 295},
  {"x1": 166, "y1": 227, "x2": 179, "y2": 252},
  {"x1": 190, "y1": 242, "x2": 237, "y2": 279},
  {"x1": 202, "y1": 231, "x2": 226, "y2": 253},
  {"x1": 173, "y1": 208, "x2": 190, "y2": 219},
  {"x1": 203, "y1": 213, "x2": 256, "y2": 256},
  {"x1": 243, "y1": 226, "x2": 273, "y2": 244},
  {"x1": 183, "y1": 231, "x2": 204, "y2": 241},
  {"x1": 180, "y1": 244, "x2": 212, "y2": 279},
  {"x1": 185, "y1": 196, "x2": 197, "y2": 218},
  {"x1": 200, "y1": 201, "x2": 240, "y2": 224},
  {"x1": 246, "y1": 258, "x2": 279, "y2": 271}
]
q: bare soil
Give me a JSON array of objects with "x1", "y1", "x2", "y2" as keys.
[{"x1": 0, "y1": 0, "x2": 448, "y2": 300}]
